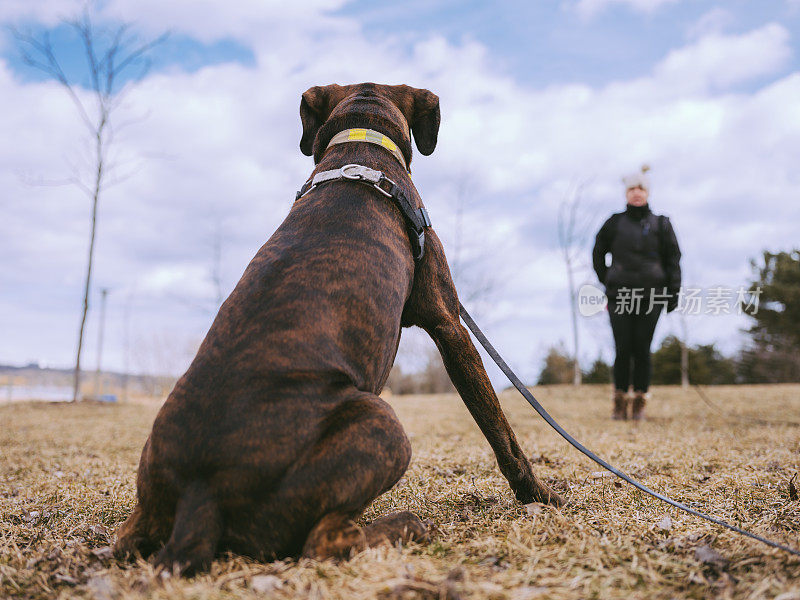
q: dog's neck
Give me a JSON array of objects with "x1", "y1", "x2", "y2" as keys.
[
  {"x1": 313, "y1": 125, "x2": 414, "y2": 188},
  {"x1": 313, "y1": 112, "x2": 413, "y2": 170},
  {"x1": 312, "y1": 144, "x2": 410, "y2": 191},
  {"x1": 324, "y1": 128, "x2": 409, "y2": 173}
]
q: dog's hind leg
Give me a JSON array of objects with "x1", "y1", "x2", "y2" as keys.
[
  {"x1": 115, "y1": 438, "x2": 176, "y2": 561},
  {"x1": 115, "y1": 503, "x2": 160, "y2": 560},
  {"x1": 302, "y1": 510, "x2": 427, "y2": 560},
  {"x1": 284, "y1": 392, "x2": 425, "y2": 560},
  {"x1": 362, "y1": 510, "x2": 429, "y2": 546},
  {"x1": 153, "y1": 481, "x2": 222, "y2": 576}
]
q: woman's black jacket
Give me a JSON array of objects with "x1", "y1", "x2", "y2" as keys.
[{"x1": 592, "y1": 204, "x2": 681, "y2": 308}]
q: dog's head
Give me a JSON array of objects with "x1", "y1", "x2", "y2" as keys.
[{"x1": 299, "y1": 83, "x2": 440, "y2": 168}]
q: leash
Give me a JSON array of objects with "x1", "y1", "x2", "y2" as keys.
[
  {"x1": 295, "y1": 163, "x2": 431, "y2": 261},
  {"x1": 691, "y1": 384, "x2": 800, "y2": 428},
  {"x1": 458, "y1": 302, "x2": 800, "y2": 558},
  {"x1": 291, "y1": 153, "x2": 797, "y2": 555}
]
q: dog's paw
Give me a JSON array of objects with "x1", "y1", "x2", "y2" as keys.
[{"x1": 513, "y1": 477, "x2": 565, "y2": 508}]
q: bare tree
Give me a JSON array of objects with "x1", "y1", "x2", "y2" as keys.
[
  {"x1": 678, "y1": 311, "x2": 690, "y2": 389},
  {"x1": 14, "y1": 10, "x2": 166, "y2": 402},
  {"x1": 389, "y1": 174, "x2": 504, "y2": 394},
  {"x1": 448, "y1": 173, "x2": 503, "y2": 314},
  {"x1": 557, "y1": 182, "x2": 596, "y2": 386},
  {"x1": 93, "y1": 287, "x2": 109, "y2": 396},
  {"x1": 211, "y1": 220, "x2": 225, "y2": 308},
  {"x1": 131, "y1": 331, "x2": 197, "y2": 398}
]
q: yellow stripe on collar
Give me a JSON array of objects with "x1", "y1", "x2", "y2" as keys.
[{"x1": 325, "y1": 128, "x2": 409, "y2": 173}]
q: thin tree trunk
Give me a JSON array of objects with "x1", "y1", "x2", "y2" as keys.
[
  {"x1": 681, "y1": 343, "x2": 689, "y2": 388},
  {"x1": 680, "y1": 313, "x2": 689, "y2": 389},
  {"x1": 558, "y1": 188, "x2": 588, "y2": 388},
  {"x1": 122, "y1": 291, "x2": 132, "y2": 402},
  {"x1": 94, "y1": 288, "x2": 108, "y2": 396},
  {"x1": 212, "y1": 224, "x2": 223, "y2": 307},
  {"x1": 566, "y1": 258, "x2": 582, "y2": 386},
  {"x1": 71, "y1": 131, "x2": 104, "y2": 402}
]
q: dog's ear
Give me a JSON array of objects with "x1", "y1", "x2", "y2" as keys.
[
  {"x1": 299, "y1": 85, "x2": 342, "y2": 156},
  {"x1": 411, "y1": 88, "x2": 440, "y2": 156}
]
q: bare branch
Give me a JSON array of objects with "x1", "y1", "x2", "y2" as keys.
[
  {"x1": 112, "y1": 108, "x2": 153, "y2": 137},
  {"x1": 72, "y1": 13, "x2": 102, "y2": 97},
  {"x1": 114, "y1": 32, "x2": 170, "y2": 79},
  {"x1": 12, "y1": 28, "x2": 97, "y2": 133},
  {"x1": 16, "y1": 170, "x2": 93, "y2": 196},
  {"x1": 102, "y1": 25, "x2": 129, "y2": 96}
]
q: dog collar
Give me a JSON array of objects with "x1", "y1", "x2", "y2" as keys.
[
  {"x1": 295, "y1": 164, "x2": 431, "y2": 262},
  {"x1": 325, "y1": 128, "x2": 409, "y2": 173}
]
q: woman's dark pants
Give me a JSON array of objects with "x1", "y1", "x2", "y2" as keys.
[{"x1": 608, "y1": 300, "x2": 662, "y2": 393}]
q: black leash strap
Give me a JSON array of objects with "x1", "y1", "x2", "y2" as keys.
[
  {"x1": 692, "y1": 384, "x2": 800, "y2": 428},
  {"x1": 458, "y1": 302, "x2": 800, "y2": 558},
  {"x1": 383, "y1": 181, "x2": 431, "y2": 262}
]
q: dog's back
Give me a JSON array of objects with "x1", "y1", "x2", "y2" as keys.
[{"x1": 152, "y1": 178, "x2": 413, "y2": 447}]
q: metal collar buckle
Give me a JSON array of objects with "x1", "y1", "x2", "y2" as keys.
[
  {"x1": 340, "y1": 164, "x2": 379, "y2": 183},
  {"x1": 340, "y1": 164, "x2": 393, "y2": 198},
  {"x1": 296, "y1": 164, "x2": 395, "y2": 201},
  {"x1": 293, "y1": 163, "x2": 431, "y2": 262}
]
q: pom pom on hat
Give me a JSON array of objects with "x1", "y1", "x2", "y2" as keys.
[{"x1": 622, "y1": 164, "x2": 650, "y2": 191}]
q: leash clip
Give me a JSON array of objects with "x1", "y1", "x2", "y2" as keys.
[
  {"x1": 339, "y1": 164, "x2": 394, "y2": 198},
  {"x1": 340, "y1": 164, "x2": 381, "y2": 184},
  {"x1": 294, "y1": 163, "x2": 431, "y2": 262}
]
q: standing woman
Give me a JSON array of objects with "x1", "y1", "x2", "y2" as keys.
[{"x1": 592, "y1": 166, "x2": 681, "y2": 420}]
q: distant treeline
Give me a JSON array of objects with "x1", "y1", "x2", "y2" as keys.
[
  {"x1": 537, "y1": 336, "x2": 800, "y2": 386},
  {"x1": 538, "y1": 249, "x2": 800, "y2": 386},
  {"x1": 8, "y1": 249, "x2": 799, "y2": 395},
  {"x1": 389, "y1": 249, "x2": 800, "y2": 392},
  {"x1": 0, "y1": 363, "x2": 176, "y2": 398}
]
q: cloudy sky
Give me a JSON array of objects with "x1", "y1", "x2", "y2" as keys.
[{"x1": 2, "y1": 0, "x2": 799, "y2": 386}]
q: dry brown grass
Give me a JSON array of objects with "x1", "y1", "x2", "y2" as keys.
[{"x1": 1, "y1": 384, "x2": 799, "y2": 599}]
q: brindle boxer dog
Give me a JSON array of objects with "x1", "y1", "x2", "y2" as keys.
[{"x1": 114, "y1": 82, "x2": 564, "y2": 575}]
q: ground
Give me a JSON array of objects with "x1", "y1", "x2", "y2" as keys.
[{"x1": 1, "y1": 384, "x2": 799, "y2": 599}]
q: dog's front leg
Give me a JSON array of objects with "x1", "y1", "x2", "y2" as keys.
[
  {"x1": 404, "y1": 230, "x2": 563, "y2": 507},
  {"x1": 426, "y1": 318, "x2": 563, "y2": 506}
]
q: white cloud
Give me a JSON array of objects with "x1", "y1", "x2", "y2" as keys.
[
  {"x1": 686, "y1": 7, "x2": 734, "y2": 40},
  {"x1": 573, "y1": 0, "x2": 680, "y2": 19},
  {"x1": 654, "y1": 23, "x2": 791, "y2": 93},
  {"x1": 0, "y1": 0, "x2": 85, "y2": 25},
  {"x1": 1, "y1": 7, "x2": 799, "y2": 381},
  {"x1": 100, "y1": 0, "x2": 350, "y2": 46}
]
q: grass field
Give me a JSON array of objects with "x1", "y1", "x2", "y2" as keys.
[{"x1": 1, "y1": 384, "x2": 799, "y2": 599}]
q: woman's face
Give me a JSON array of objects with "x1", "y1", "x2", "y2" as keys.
[{"x1": 626, "y1": 185, "x2": 648, "y2": 206}]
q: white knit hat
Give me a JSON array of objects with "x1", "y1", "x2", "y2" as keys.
[{"x1": 622, "y1": 164, "x2": 651, "y2": 191}]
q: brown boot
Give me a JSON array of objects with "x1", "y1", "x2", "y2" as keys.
[
  {"x1": 631, "y1": 390, "x2": 647, "y2": 420},
  {"x1": 612, "y1": 390, "x2": 628, "y2": 420}
]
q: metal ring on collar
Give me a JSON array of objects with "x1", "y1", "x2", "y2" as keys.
[
  {"x1": 340, "y1": 164, "x2": 382, "y2": 184},
  {"x1": 341, "y1": 164, "x2": 366, "y2": 180},
  {"x1": 294, "y1": 163, "x2": 431, "y2": 261}
]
